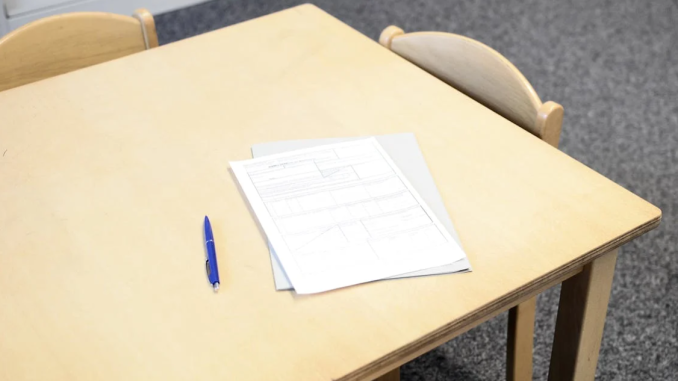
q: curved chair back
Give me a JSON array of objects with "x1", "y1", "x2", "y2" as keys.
[
  {"x1": 0, "y1": 9, "x2": 158, "y2": 92},
  {"x1": 380, "y1": 26, "x2": 563, "y2": 147}
]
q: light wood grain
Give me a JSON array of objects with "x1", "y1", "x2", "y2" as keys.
[
  {"x1": 382, "y1": 29, "x2": 541, "y2": 133},
  {"x1": 378, "y1": 25, "x2": 404, "y2": 49},
  {"x1": 507, "y1": 296, "x2": 537, "y2": 381},
  {"x1": 548, "y1": 249, "x2": 619, "y2": 381},
  {"x1": 536, "y1": 101, "x2": 565, "y2": 148},
  {"x1": 364, "y1": 262, "x2": 584, "y2": 381},
  {"x1": 374, "y1": 368, "x2": 400, "y2": 381},
  {"x1": 0, "y1": 9, "x2": 157, "y2": 92},
  {"x1": 133, "y1": 8, "x2": 159, "y2": 49},
  {"x1": 379, "y1": 26, "x2": 564, "y2": 147},
  {"x1": 0, "y1": 5, "x2": 660, "y2": 381},
  {"x1": 507, "y1": 101, "x2": 564, "y2": 381},
  {"x1": 380, "y1": 25, "x2": 567, "y2": 380},
  {"x1": 506, "y1": 100, "x2": 563, "y2": 381}
]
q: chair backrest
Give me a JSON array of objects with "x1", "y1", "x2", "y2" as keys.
[
  {"x1": 379, "y1": 26, "x2": 563, "y2": 147},
  {"x1": 0, "y1": 9, "x2": 158, "y2": 92}
]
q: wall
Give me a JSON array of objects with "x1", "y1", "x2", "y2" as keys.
[{"x1": 1, "y1": 0, "x2": 206, "y2": 35}]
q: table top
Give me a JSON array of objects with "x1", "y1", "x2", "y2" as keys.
[{"x1": 0, "y1": 4, "x2": 660, "y2": 381}]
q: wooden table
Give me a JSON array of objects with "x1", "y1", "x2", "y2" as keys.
[{"x1": 0, "y1": 4, "x2": 660, "y2": 381}]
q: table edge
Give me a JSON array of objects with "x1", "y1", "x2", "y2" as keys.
[{"x1": 338, "y1": 214, "x2": 661, "y2": 381}]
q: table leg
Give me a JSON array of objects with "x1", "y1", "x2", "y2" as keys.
[
  {"x1": 507, "y1": 296, "x2": 536, "y2": 381},
  {"x1": 548, "y1": 248, "x2": 618, "y2": 381},
  {"x1": 375, "y1": 367, "x2": 400, "y2": 381}
]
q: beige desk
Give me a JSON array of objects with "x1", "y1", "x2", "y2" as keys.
[{"x1": 0, "y1": 4, "x2": 660, "y2": 381}]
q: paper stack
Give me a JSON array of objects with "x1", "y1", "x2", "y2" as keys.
[{"x1": 230, "y1": 134, "x2": 471, "y2": 294}]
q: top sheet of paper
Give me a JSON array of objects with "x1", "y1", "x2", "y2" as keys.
[
  {"x1": 253, "y1": 133, "x2": 471, "y2": 291},
  {"x1": 230, "y1": 138, "x2": 466, "y2": 294}
]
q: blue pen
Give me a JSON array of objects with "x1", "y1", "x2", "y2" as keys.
[{"x1": 204, "y1": 216, "x2": 220, "y2": 292}]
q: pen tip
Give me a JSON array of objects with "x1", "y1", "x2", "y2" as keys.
[{"x1": 213, "y1": 282, "x2": 220, "y2": 292}]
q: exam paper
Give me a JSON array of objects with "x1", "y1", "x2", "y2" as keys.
[
  {"x1": 253, "y1": 133, "x2": 471, "y2": 291},
  {"x1": 230, "y1": 138, "x2": 467, "y2": 294}
]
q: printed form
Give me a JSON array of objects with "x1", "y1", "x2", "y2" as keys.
[{"x1": 230, "y1": 138, "x2": 466, "y2": 294}]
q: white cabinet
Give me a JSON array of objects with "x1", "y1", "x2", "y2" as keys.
[{"x1": 1, "y1": 0, "x2": 206, "y2": 35}]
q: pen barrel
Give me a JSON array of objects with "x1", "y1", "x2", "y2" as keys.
[{"x1": 206, "y1": 240, "x2": 220, "y2": 284}]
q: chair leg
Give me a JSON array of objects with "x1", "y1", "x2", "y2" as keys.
[
  {"x1": 507, "y1": 297, "x2": 537, "y2": 381},
  {"x1": 548, "y1": 249, "x2": 618, "y2": 381},
  {"x1": 375, "y1": 367, "x2": 400, "y2": 381}
]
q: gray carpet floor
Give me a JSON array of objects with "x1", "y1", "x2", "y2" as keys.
[{"x1": 156, "y1": 1, "x2": 677, "y2": 380}]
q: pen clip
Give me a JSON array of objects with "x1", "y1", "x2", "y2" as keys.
[{"x1": 205, "y1": 260, "x2": 211, "y2": 277}]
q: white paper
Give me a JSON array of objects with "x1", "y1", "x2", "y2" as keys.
[
  {"x1": 230, "y1": 138, "x2": 467, "y2": 294},
  {"x1": 252, "y1": 133, "x2": 471, "y2": 291}
]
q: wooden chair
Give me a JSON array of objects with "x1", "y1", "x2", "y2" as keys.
[
  {"x1": 378, "y1": 26, "x2": 564, "y2": 381},
  {"x1": 0, "y1": 9, "x2": 158, "y2": 92}
]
